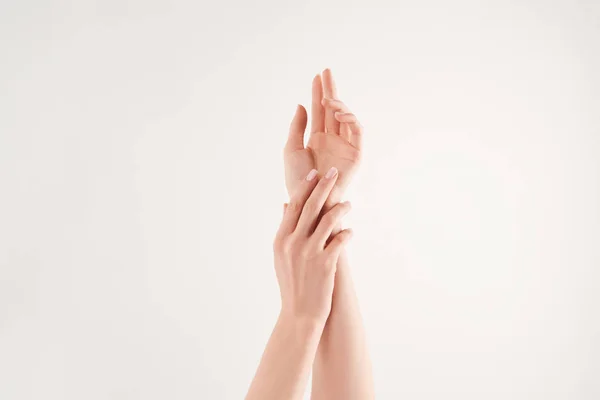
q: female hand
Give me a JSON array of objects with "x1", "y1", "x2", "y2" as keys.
[
  {"x1": 273, "y1": 166, "x2": 353, "y2": 324},
  {"x1": 284, "y1": 69, "x2": 364, "y2": 205}
]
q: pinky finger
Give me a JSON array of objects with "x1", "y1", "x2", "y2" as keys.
[
  {"x1": 324, "y1": 228, "x2": 354, "y2": 260},
  {"x1": 334, "y1": 112, "x2": 358, "y2": 124},
  {"x1": 335, "y1": 112, "x2": 363, "y2": 149}
]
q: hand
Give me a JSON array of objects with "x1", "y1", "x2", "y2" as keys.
[
  {"x1": 284, "y1": 69, "x2": 364, "y2": 205},
  {"x1": 273, "y1": 167, "x2": 353, "y2": 324}
]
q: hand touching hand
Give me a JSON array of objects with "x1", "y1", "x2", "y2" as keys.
[
  {"x1": 273, "y1": 167, "x2": 353, "y2": 324},
  {"x1": 284, "y1": 69, "x2": 364, "y2": 206}
]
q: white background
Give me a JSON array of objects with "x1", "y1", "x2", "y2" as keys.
[{"x1": 1, "y1": 0, "x2": 599, "y2": 399}]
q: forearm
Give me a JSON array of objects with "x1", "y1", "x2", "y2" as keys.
[
  {"x1": 246, "y1": 313, "x2": 325, "y2": 400},
  {"x1": 311, "y1": 251, "x2": 375, "y2": 400}
]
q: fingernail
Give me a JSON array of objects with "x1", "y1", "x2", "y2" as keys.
[
  {"x1": 325, "y1": 167, "x2": 338, "y2": 179},
  {"x1": 306, "y1": 169, "x2": 318, "y2": 181}
]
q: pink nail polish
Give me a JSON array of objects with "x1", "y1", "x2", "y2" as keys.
[
  {"x1": 325, "y1": 167, "x2": 338, "y2": 179},
  {"x1": 306, "y1": 169, "x2": 318, "y2": 181}
]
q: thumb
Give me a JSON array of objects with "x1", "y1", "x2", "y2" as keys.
[{"x1": 285, "y1": 104, "x2": 307, "y2": 151}]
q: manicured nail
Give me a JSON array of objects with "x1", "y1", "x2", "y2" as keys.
[
  {"x1": 325, "y1": 167, "x2": 338, "y2": 179},
  {"x1": 306, "y1": 169, "x2": 318, "y2": 181}
]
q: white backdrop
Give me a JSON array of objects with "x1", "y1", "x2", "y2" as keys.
[{"x1": 1, "y1": 0, "x2": 599, "y2": 399}]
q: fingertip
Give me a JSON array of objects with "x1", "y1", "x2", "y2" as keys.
[
  {"x1": 340, "y1": 227, "x2": 353, "y2": 240},
  {"x1": 306, "y1": 169, "x2": 318, "y2": 181},
  {"x1": 297, "y1": 104, "x2": 307, "y2": 116},
  {"x1": 324, "y1": 166, "x2": 338, "y2": 180},
  {"x1": 290, "y1": 103, "x2": 303, "y2": 123},
  {"x1": 298, "y1": 106, "x2": 309, "y2": 125}
]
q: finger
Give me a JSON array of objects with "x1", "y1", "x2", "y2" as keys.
[
  {"x1": 340, "y1": 122, "x2": 352, "y2": 141},
  {"x1": 311, "y1": 74, "x2": 325, "y2": 133},
  {"x1": 283, "y1": 203, "x2": 288, "y2": 216},
  {"x1": 296, "y1": 167, "x2": 339, "y2": 234},
  {"x1": 278, "y1": 169, "x2": 319, "y2": 235},
  {"x1": 285, "y1": 104, "x2": 307, "y2": 152},
  {"x1": 322, "y1": 98, "x2": 351, "y2": 114},
  {"x1": 326, "y1": 99, "x2": 352, "y2": 141},
  {"x1": 335, "y1": 111, "x2": 355, "y2": 141},
  {"x1": 322, "y1": 98, "x2": 352, "y2": 140},
  {"x1": 334, "y1": 111, "x2": 358, "y2": 123},
  {"x1": 324, "y1": 228, "x2": 353, "y2": 260},
  {"x1": 312, "y1": 201, "x2": 352, "y2": 249},
  {"x1": 335, "y1": 111, "x2": 363, "y2": 148},
  {"x1": 322, "y1": 68, "x2": 340, "y2": 135}
]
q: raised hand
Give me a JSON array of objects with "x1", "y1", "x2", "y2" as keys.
[{"x1": 284, "y1": 69, "x2": 363, "y2": 205}]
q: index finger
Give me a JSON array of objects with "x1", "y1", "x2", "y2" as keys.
[
  {"x1": 277, "y1": 169, "x2": 319, "y2": 236},
  {"x1": 295, "y1": 167, "x2": 339, "y2": 235},
  {"x1": 311, "y1": 74, "x2": 325, "y2": 134}
]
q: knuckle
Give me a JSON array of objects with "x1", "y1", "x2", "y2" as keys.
[
  {"x1": 330, "y1": 234, "x2": 346, "y2": 248},
  {"x1": 288, "y1": 201, "x2": 303, "y2": 213},
  {"x1": 303, "y1": 201, "x2": 319, "y2": 215}
]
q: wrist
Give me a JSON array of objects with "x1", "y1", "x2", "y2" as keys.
[{"x1": 278, "y1": 311, "x2": 326, "y2": 341}]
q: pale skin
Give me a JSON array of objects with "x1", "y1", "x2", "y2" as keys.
[
  {"x1": 246, "y1": 69, "x2": 374, "y2": 399},
  {"x1": 245, "y1": 167, "x2": 353, "y2": 400},
  {"x1": 288, "y1": 69, "x2": 374, "y2": 400}
]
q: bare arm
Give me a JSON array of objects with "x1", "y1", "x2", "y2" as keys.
[
  {"x1": 245, "y1": 167, "x2": 353, "y2": 400},
  {"x1": 283, "y1": 68, "x2": 374, "y2": 399},
  {"x1": 311, "y1": 251, "x2": 375, "y2": 400},
  {"x1": 245, "y1": 314, "x2": 323, "y2": 400}
]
